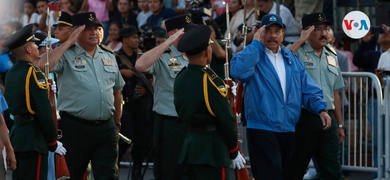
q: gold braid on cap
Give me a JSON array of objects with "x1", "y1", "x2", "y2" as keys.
[{"x1": 25, "y1": 65, "x2": 50, "y2": 114}]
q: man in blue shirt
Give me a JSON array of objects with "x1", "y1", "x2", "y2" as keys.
[{"x1": 230, "y1": 14, "x2": 330, "y2": 180}]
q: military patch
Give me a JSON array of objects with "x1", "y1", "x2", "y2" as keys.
[{"x1": 102, "y1": 58, "x2": 114, "y2": 66}]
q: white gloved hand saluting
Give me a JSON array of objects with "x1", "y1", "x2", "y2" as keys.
[
  {"x1": 55, "y1": 141, "x2": 67, "y2": 155},
  {"x1": 230, "y1": 151, "x2": 246, "y2": 169}
]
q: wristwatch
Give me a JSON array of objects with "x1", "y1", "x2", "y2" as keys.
[{"x1": 338, "y1": 124, "x2": 343, "y2": 128}]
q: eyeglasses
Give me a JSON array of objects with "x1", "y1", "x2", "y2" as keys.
[{"x1": 314, "y1": 26, "x2": 331, "y2": 33}]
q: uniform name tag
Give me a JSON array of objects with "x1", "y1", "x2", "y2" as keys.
[{"x1": 326, "y1": 56, "x2": 337, "y2": 67}]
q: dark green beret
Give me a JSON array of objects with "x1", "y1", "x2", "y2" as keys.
[
  {"x1": 54, "y1": 11, "x2": 73, "y2": 27},
  {"x1": 2, "y1": 24, "x2": 40, "y2": 50},
  {"x1": 165, "y1": 14, "x2": 197, "y2": 32},
  {"x1": 72, "y1": 12, "x2": 103, "y2": 28},
  {"x1": 177, "y1": 25, "x2": 212, "y2": 56},
  {"x1": 301, "y1": 12, "x2": 332, "y2": 29}
]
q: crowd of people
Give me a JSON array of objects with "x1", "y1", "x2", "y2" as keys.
[{"x1": 0, "y1": 0, "x2": 388, "y2": 179}]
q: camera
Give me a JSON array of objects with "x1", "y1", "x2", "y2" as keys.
[
  {"x1": 370, "y1": 26, "x2": 385, "y2": 34},
  {"x1": 140, "y1": 23, "x2": 156, "y2": 51},
  {"x1": 187, "y1": 0, "x2": 211, "y2": 24}
]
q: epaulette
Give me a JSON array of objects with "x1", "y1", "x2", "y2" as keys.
[
  {"x1": 164, "y1": 47, "x2": 171, "y2": 54},
  {"x1": 202, "y1": 67, "x2": 218, "y2": 80},
  {"x1": 30, "y1": 63, "x2": 42, "y2": 73},
  {"x1": 325, "y1": 44, "x2": 337, "y2": 56},
  {"x1": 99, "y1": 44, "x2": 114, "y2": 54},
  {"x1": 202, "y1": 66, "x2": 227, "y2": 117},
  {"x1": 69, "y1": 44, "x2": 76, "y2": 49},
  {"x1": 176, "y1": 66, "x2": 186, "y2": 77}
]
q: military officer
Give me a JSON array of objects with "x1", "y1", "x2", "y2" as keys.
[
  {"x1": 174, "y1": 25, "x2": 246, "y2": 179},
  {"x1": 287, "y1": 12, "x2": 345, "y2": 180},
  {"x1": 135, "y1": 14, "x2": 196, "y2": 179},
  {"x1": 3, "y1": 24, "x2": 66, "y2": 180},
  {"x1": 38, "y1": 12, "x2": 125, "y2": 179},
  {"x1": 53, "y1": 11, "x2": 73, "y2": 43}
]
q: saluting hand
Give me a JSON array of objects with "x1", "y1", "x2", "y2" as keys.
[
  {"x1": 68, "y1": 25, "x2": 86, "y2": 45},
  {"x1": 299, "y1": 25, "x2": 315, "y2": 42},
  {"x1": 166, "y1": 28, "x2": 185, "y2": 46},
  {"x1": 254, "y1": 25, "x2": 266, "y2": 42}
]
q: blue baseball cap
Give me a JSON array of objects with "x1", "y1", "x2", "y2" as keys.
[{"x1": 260, "y1": 14, "x2": 286, "y2": 28}]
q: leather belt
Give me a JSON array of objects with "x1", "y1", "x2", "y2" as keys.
[
  {"x1": 59, "y1": 111, "x2": 110, "y2": 125},
  {"x1": 188, "y1": 124, "x2": 216, "y2": 133},
  {"x1": 14, "y1": 114, "x2": 35, "y2": 123}
]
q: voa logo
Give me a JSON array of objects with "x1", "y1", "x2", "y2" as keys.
[{"x1": 342, "y1": 11, "x2": 370, "y2": 39}]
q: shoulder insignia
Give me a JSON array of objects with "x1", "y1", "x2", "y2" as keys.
[
  {"x1": 69, "y1": 44, "x2": 76, "y2": 49},
  {"x1": 176, "y1": 66, "x2": 186, "y2": 77},
  {"x1": 99, "y1": 44, "x2": 114, "y2": 54},
  {"x1": 325, "y1": 44, "x2": 337, "y2": 56},
  {"x1": 202, "y1": 67, "x2": 227, "y2": 97},
  {"x1": 164, "y1": 48, "x2": 171, "y2": 54},
  {"x1": 202, "y1": 67, "x2": 218, "y2": 80}
]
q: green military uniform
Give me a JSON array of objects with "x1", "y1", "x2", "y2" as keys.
[
  {"x1": 3, "y1": 24, "x2": 58, "y2": 180},
  {"x1": 174, "y1": 25, "x2": 239, "y2": 179},
  {"x1": 54, "y1": 12, "x2": 125, "y2": 179},
  {"x1": 287, "y1": 12, "x2": 345, "y2": 180}
]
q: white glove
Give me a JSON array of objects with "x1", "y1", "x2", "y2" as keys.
[
  {"x1": 51, "y1": 80, "x2": 57, "y2": 93},
  {"x1": 230, "y1": 151, "x2": 246, "y2": 169},
  {"x1": 55, "y1": 141, "x2": 67, "y2": 155},
  {"x1": 231, "y1": 81, "x2": 237, "y2": 97}
]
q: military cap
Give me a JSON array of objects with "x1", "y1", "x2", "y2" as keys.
[
  {"x1": 165, "y1": 14, "x2": 197, "y2": 32},
  {"x1": 301, "y1": 12, "x2": 332, "y2": 29},
  {"x1": 260, "y1": 14, "x2": 286, "y2": 28},
  {"x1": 34, "y1": 32, "x2": 60, "y2": 47},
  {"x1": 154, "y1": 28, "x2": 167, "y2": 38},
  {"x1": 72, "y1": 12, "x2": 103, "y2": 28},
  {"x1": 2, "y1": 24, "x2": 40, "y2": 50},
  {"x1": 53, "y1": 11, "x2": 73, "y2": 27},
  {"x1": 177, "y1": 25, "x2": 212, "y2": 56}
]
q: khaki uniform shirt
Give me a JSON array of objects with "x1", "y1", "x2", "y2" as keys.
[
  {"x1": 296, "y1": 43, "x2": 345, "y2": 110},
  {"x1": 149, "y1": 46, "x2": 188, "y2": 117},
  {"x1": 53, "y1": 43, "x2": 125, "y2": 120}
]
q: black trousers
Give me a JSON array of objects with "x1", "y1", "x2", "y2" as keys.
[
  {"x1": 153, "y1": 113, "x2": 186, "y2": 180},
  {"x1": 13, "y1": 151, "x2": 48, "y2": 180},
  {"x1": 286, "y1": 109, "x2": 344, "y2": 180},
  {"x1": 60, "y1": 113, "x2": 117, "y2": 180},
  {"x1": 247, "y1": 129, "x2": 295, "y2": 180}
]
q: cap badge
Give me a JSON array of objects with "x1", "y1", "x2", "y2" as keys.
[
  {"x1": 318, "y1": 14, "x2": 323, "y2": 21},
  {"x1": 185, "y1": 16, "x2": 191, "y2": 24},
  {"x1": 88, "y1": 14, "x2": 94, "y2": 21},
  {"x1": 269, "y1": 16, "x2": 277, "y2": 22}
]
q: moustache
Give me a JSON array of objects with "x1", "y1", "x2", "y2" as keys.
[
  {"x1": 319, "y1": 36, "x2": 327, "y2": 41},
  {"x1": 267, "y1": 39, "x2": 278, "y2": 43}
]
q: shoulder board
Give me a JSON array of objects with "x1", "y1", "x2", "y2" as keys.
[
  {"x1": 164, "y1": 47, "x2": 171, "y2": 54},
  {"x1": 325, "y1": 44, "x2": 337, "y2": 56},
  {"x1": 202, "y1": 67, "x2": 218, "y2": 80},
  {"x1": 29, "y1": 63, "x2": 42, "y2": 73},
  {"x1": 176, "y1": 66, "x2": 186, "y2": 77},
  {"x1": 99, "y1": 44, "x2": 114, "y2": 54},
  {"x1": 68, "y1": 44, "x2": 76, "y2": 49}
]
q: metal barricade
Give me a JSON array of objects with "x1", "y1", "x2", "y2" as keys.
[{"x1": 340, "y1": 72, "x2": 385, "y2": 178}]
